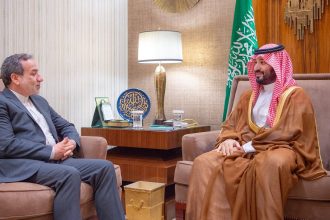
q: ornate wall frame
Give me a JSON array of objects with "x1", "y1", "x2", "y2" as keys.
[
  {"x1": 152, "y1": 0, "x2": 200, "y2": 13},
  {"x1": 285, "y1": 0, "x2": 329, "y2": 40}
]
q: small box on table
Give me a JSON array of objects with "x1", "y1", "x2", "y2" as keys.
[{"x1": 124, "y1": 181, "x2": 165, "y2": 220}]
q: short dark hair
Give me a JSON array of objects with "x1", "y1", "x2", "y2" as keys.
[{"x1": 0, "y1": 53, "x2": 33, "y2": 87}]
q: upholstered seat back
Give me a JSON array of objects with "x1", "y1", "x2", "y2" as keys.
[{"x1": 227, "y1": 74, "x2": 330, "y2": 170}]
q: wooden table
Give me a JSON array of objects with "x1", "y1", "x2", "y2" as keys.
[{"x1": 81, "y1": 125, "x2": 210, "y2": 184}]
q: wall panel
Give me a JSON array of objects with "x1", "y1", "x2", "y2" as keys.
[
  {"x1": 0, "y1": 0, "x2": 128, "y2": 133},
  {"x1": 253, "y1": 0, "x2": 330, "y2": 73}
]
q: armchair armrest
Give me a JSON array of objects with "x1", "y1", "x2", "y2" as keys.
[
  {"x1": 182, "y1": 130, "x2": 220, "y2": 161},
  {"x1": 78, "y1": 136, "x2": 108, "y2": 159}
]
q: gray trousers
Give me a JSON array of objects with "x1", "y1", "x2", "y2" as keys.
[{"x1": 26, "y1": 158, "x2": 125, "y2": 220}]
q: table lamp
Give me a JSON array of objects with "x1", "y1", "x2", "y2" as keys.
[{"x1": 138, "y1": 30, "x2": 183, "y2": 124}]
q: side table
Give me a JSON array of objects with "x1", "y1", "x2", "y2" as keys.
[
  {"x1": 81, "y1": 125, "x2": 210, "y2": 219},
  {"x1": 81, "y1": 125, "x2": 210, "y2": 184}
]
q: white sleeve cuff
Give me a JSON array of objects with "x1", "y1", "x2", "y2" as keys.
[
  {"x1": 50, "y1": 146, "x2": 55, "y2": 160},
  {"x1": 242, "y1": 141, "x2": 256, "y2": 153}
]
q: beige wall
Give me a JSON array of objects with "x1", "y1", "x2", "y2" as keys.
[{"x1": 128, "y1": 0, "x2": 235, "y2": 130}]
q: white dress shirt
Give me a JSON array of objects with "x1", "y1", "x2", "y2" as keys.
[
  {"x1": 11, "y1": 90, "x2": 56, "y2": 159},
  {"x1": 252, "y1": 83, "x2": 274, "y2": 127},
  {"x1": 242, "y1": 83, "x2": 274, "y2": 153}
]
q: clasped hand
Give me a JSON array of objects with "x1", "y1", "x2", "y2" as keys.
[
  {"x1": 215, "y1": 139, "x2": 242, "y2": 156},
  {"x1": 53, "y1": 137, "x2": 76, "y2": 160}
]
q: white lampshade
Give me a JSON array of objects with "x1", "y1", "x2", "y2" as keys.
[{"x1": 138, "y1": 30, "x2": 183, "y2": 64}]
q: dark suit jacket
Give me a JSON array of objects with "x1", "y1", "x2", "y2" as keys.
[{"x1": 0, "y1": 88, "x2": 80, "y2": 182}]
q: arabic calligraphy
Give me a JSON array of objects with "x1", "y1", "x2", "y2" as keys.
[
  {"x1": 227, "y1": 6, "x2": 257, "y2": 88},
  {"x1": 117, "y1": 89, "x2": 150, "y2": 121}
]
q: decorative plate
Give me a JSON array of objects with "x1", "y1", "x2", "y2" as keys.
[{"x1": 117, "y1": 88, "x2": 151, "y2": 122}]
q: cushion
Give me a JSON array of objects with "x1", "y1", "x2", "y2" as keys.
[
  {"x1": 174, "y1": 161, "x2": 193, "y2": 185},
  {"x1": 288, "y1": 171, "x2": 330, "y2": 201},
  {"x1": 0, "y1": 182, "x2": 92, "y2": 219},
  {"x1": 0, "y1": 164, "x2": 122, "y2": 219}
]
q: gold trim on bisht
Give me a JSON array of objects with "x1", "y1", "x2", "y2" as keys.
[
  {"x1": 248, "y1": 86, "x2": 300, "y2": 133},
  {"x1": 273, "y1": 86, "x2": 300, "y2": 125},
  {"x1": 248, "y1": 93, "x2": 260, "y2": 134}
]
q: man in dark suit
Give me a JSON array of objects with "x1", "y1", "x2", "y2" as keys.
[{"x1": 0, "y1": 54, "x2": 125, "y2": 220}]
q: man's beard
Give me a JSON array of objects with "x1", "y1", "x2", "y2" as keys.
[
  {"x1": 256, "y1": 75, "x2": 266, "y2": 85},
  {"x1": 255, "y1": 71, "x2": 276, "y2": 85}
]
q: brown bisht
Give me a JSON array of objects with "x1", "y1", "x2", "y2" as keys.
[{"x1": 186, "y1": 88, "x2": 326, "y2": 220}]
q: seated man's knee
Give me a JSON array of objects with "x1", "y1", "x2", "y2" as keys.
[
  {"x1": 61, "y1": 166, "x2": 81, "y2": 183},
  {"x1": 194, "y1": 151, "x2": 212, "y2": 165},
  {"x1": 258, "y1": 148, "x2": 296, "y2": 170},
  {"x1": 194, "y1": 151, "x2": 220, "y2": 170},
  {"x1": 95, "y1": 159, "x2": 115, "y2": 174}
]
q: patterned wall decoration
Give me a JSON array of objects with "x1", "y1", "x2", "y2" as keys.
[
  {"x1": 152, "y1": 0, "x2": 200, "y2": 13},
  {"x1": 285, "y1": 0, "x2": 329, "y2": 40}
]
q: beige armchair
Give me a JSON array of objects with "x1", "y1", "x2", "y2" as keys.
[
  {"x1": 174, "y1": 74, "x2": 330, "y2": 220},
  {"x1": 0, "y1": 136, "x2": 123, "y2": 220}
]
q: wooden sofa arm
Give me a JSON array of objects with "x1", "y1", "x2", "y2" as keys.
[
  {"x1": 182, "y1": 130, "x2": 220, "y2": 161},
  {"x1": 78, "y1": 136, "x2": 108, "y2": 159}
]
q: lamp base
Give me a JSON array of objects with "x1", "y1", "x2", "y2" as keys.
[
  {"x1": 154, "y1": 64, "x2": 166, "y2": 123},
  {"x1": 154, "y1": 119, "x2": 166, "y2": 125}
]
